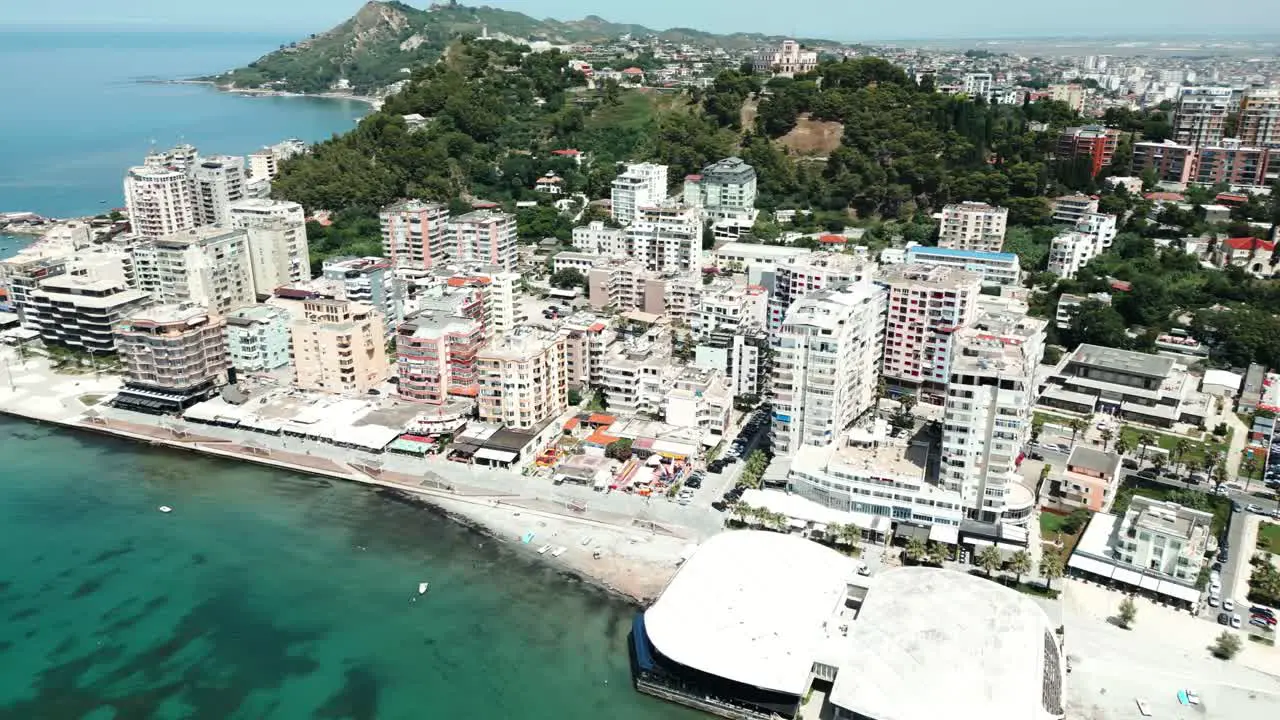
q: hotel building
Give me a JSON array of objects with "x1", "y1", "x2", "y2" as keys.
[
  {"x1": 113, "y1": 304, "x2": 230, "y2": 413},
  {"x1": 475, "y1": 329, "x2": 568, "y2": 430},
  {"x1": 290, "y1": 298, "x2": 388, "y2": 394},
  {"x1": 611, "y1": 163, "x2": 669, "y2": 226},
  {"x1": 28, "y1": 275, "x2": 152, "y2": 353},
  {"x1": 130, "y1": 226, "x2": 255, "y2": 315},
  {"x1": 878, "y1": 264, "x2": 982, "y2": 395}
]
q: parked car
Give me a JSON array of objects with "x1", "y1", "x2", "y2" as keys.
[
  {"x1": 1217, "y1": 612, "x2": 1231, "y2": 625},
  {"x1": 1231, "y1": 615, "x2": 1243, "y2": 629},
  {"x1": 1215, "y1": 485, "x2": 1230, "y2": 496},
  {"x1": 1208, "y1": 594, "x2": 1220, "y2": 607},
  {"x1": 1253, "y1": 614, "x2": 1278, "y2": 626},
  {"x1": 1233, "y1": 501, "x2": 1243, "y2": 513},
  {"x1": 1224, "y1": 598, "x2": 1236, "y2": 613},
  {"x1": 1135, "y1": 468, "x2": 1158, "y2": 480},
  {"x1": 1247, "y1": 503, "x2": 1265, "y2": 514},
  {"x1": 1252, "y1": 617, "x2": 1274, "y2": 631},
  {"x1": 1252, "y1": 606, "x2": 1277, "y2": 618}
]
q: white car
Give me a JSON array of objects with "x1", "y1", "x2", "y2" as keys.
[
  {"x1": 1208, "y1": 594, "x2": 1220, "y2": 607},
  {"x1": 1215, "y1": 485, "x2": 1230, "y2": 496},
  {"x1": 1231, "y1": 615, "x2": 1243, "y2": 629},
  {"x1": 1224, "y1": 598, "x2": 1236, "y2": 612},
  {"x1": 1210, "y1": 581, "x2": 1222, "y2": 595},
  {"x1": 1247, "y1": 503, "x2": 1265, "y2": 514}
]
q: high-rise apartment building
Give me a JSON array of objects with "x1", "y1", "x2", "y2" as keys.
[
  {"x1": 1173, "y1": 86, "x2": 1234, "y2": 148},
  {"x1": 611, "y1": 163, "x2": 668, "y2": 225},
  {"x1": 683, "y1": 157, "x2": 757, "y2": 221},
  {"x1": 28, "y1": 275, "x2": 152, "y2": 353},
  {"x1": 290, "y1": 298, "x2": 387, "y2": 394},
  {"x1": 572, "y1": 221, "x2": 628, "y2": 257},
  {"x1": 224, "y1": 305, "x2": 292, "y2": 373},
  {"x1": 1133, "y1": 140, "x2": 1195, "y2": 184},
  {"x1": 242, "y1": 219, "x2": 310, "y2": 295},
  {"x1": 379, "y1": 199, "x2": 450, "y2": 269},
  {"x1": 941, "y1": 310, "x2": 1046, "y2": 523},
  {"x1": 395, "y1": 311, "x2": 485, "y2": 404},
  {"x1": 1049, "y1": 83, "x2": 1087, "y2": 113},
  {"x1": 770, "y1": 284, "x2": 888, "y2": 455},
  {"x1": 113, "y1": 304, "x2": 230, "y2": 413},
  {"x1": 878, "y1": 264, "x2": 982, "y2": 394},
  {"x1": 1238, "y1": 87, "x2": 1280, "y2": 148},
  {"x1": 625, "y1": 201, "x2": 701, "y2": 273},
  {"x1": 963, "y1": 73, "x2": 993, "y2": 100},
  {"x1": 766, "y1": 252, "x2": 876, "y2": 332},
  {"x1": 475, "y1": 329, "x2": 568, "y2": 430},
  {"x1": 1047, "y1": 212, "x2": 1118, "y2": 280},
  {"x1": 938, "y1": 202, "x2": 1009, "y2": 252},
  {"x1": 130, "y1": 227, "x2": 255, "y2": 315},
  {"x1": 191, "y1": 156, "x2": 246, "y2": 226},
  {"x1": 124, "y1": 165, "x2": 197, "y2": 239},
  {"x1": 1057, "y1": 126, "x2": 1121, "y2": 177},
  {"x1": 450, "y1": 210, "x2": 517, "y2": 270},
  {"x1": 229, "y1": 198, "x2": 306, "y2": 228},
  {"x1": 320, "y1": 257, "x2": 405, "y2": 334}
]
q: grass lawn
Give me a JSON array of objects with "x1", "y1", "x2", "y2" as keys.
[
  {"x1": 1034, "y1": 411, "x2": 1079, "y2": 428},
  {"x1": 1118, "y1": 426, "x2": 1230, "y2": 467},
  {"x1": 1258, "y1": 522, "x2": 1280, "y2": 555},
  {"x1": 1039, "y1": 512, "x2": 1072, "y2": 535}
]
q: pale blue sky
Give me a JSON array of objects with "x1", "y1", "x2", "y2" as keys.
[{"x1": 4, "y1": 0, "x2": 1276, "y2": 39}]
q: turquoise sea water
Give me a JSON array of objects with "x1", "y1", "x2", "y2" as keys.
[
  {"x1": 0, "y1": 417, "x2": 694, "y2": 719},
  {"x1": 0, "y1": 30, "x2": 368, "y2": 218}
]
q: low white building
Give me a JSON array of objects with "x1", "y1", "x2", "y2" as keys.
[{"x1": 664, "y1": 366, "x2": 733, "y2": 444}]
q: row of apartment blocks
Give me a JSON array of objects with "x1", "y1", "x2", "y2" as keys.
[
  {"x1": 379, "y1": 200, "x2": 518, "y2": 271},
  {"x1": 1132, "y1": 138, "x2": 1275, "y2": 187}
]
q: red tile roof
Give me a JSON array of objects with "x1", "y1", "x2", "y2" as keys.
[
  {"x1": 1225, "y1": 237, "x2": 1276, "y2": 252},
  {"x1": 1144, "y1": 192, "x2": 1185, "y2": 202},
  {"x1": 819, "y1": 234, "x2": 847, "y2": 244},
  {"x1": 552, "y1": 149, "x2": 582, "y2": 156},
  {"x1": 587, "y1": 413, "x2": 616, "y2": 426},
  {"x1": 563, "y1": 417, "x2": 581, "y2": 431},
  {"x1": 1109, "y1": 280, "x2": 1132, "y2": 292},
  {"x1": 621, "y1": 67, "x2": 644, "y2": 75},
  {"x1": 588, "y1": 322, "x2": 606, "y2": 332}
]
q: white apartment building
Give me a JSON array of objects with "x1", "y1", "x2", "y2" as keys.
[
  {"x1": 770, "y1": 285, "x2": 888, "y2": 455},
  {"x1": 600, "y1": 338, "x2": 675, "y2": 416},
  {"x1": 319, "y1": 257, "x2": 405, "y2": 334},
  {"x1": 694, "y1": 329, "x2": 769, "y2": 398},
  {"x1": 786, "y1": 421, "x2": 966, "y2": 528},
  {"x1": 878, "y1": 264, "x2": 982, "y2": 394},
  {"x1": 1173, "y1": 86, "x2": 1235, "y2": 148},
  {"x1": 1051, "y1": 194, "x2": 1099, "y2": 224},
  {"x1": 938, "y1": 202, "x2": 1009, "y2": 252},
  {"x1": 124, "y1": 165, "x2": 196, "y2": 239},
  {"x1": 225, "y1": 304, "x2": 292, "y2": 373},
  {"x1": 713, "y1": 242, "x2": 811, "y2": 274},
  {"x1": 692, "y1": 282, "x2": 768, "y2": 339},
  {"x1": 626, "y1": 201, "x2": 700, "y2": 273},
  {"x1": 482, "y1": 271, "x2": 520, "y2": 337},
  {"x1": 963, "y1": 73, "x2": 993, "y2": 100},
  {"x1": 1112, "y1": 497, "x2": 1212, "y2": 582},
  {"x1": 1047, "y1": 213, "x2": 1118, "y2": 280},
  {"x1": 941, "y1": 310, "x2": 1047, "y2": 524},
  {"x1": 552, "y1": 251, "x2": 607, "y2": 275},
  {"x1": 130, "y1": 226, "x2": 255, "y2": 315},
  {"x1": 191, "y1": 156, "x2": 246, "y2": 226},
  {"x1": 248, "y1": 150, "x2": 278, "y2": 181},
  {"x1": 229, "y1": 198, "x2": 306, "y2": 228},
  {"x1": 664, "y1": 367, "x2": 733, "y2": 444},
  {"x1": 767, "y1": 252, "x2": 876, "y2": 332},
  {"x1": 611, "y1": 163, "x2": 668, "y2": 225},
  {"x1": 752, "y1": 40, "x2": 818, "y2": 76},
  {"x1": 242, "y1": 219, "x2": 310, "y2": 295},
  {"x1": 904, "y1": 247, "x2": 1022, "y2": 287},
  {"x1": 475, "y1": 329, "x2": 568, "y2": 430},
  {"x1": 1055, "y1": 291, "x2": 1112, "y2": 329},
  {"x1": 451, "y1": 210, "x2": 517, "y2": 271},
  {"x1": 683, "y1": 157, "x2": 757, "y2": 222},
  {"x1": 379, "y1": 199, "x2": 450, "y2": 270},
  {"x1": 572, "y1": 221, "x2": 628, "y2": 257}
]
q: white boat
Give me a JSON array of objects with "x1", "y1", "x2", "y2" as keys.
[
  {"x1": 537, "y1": 544, "x2": 552, "y2": 554},
  {"x1": 417, "y1": 582, "x2": 429, "y2": 595},
  {"x1": 551, "y1": 546, "x2": 567, "y2": 557},
  {"x1": 158, "y1": 505, "x2": 172, "y2": 513}
]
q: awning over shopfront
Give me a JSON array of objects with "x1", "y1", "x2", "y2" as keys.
[{"x1": 475, "y1": 448, "x2": 518, "y2": 463}]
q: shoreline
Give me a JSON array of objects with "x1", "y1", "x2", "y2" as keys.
[
  {"x1": 155, "y1": 78, "x2": 380, "y2": 108},
  {"x1": 0, "y1": 391, "x2": 678, "y2": 606}
]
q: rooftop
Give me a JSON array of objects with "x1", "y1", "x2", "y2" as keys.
[
  {"x1": 226, "y1": 305, "x2": 289, "y2": 327},
  {"x1": 906, "y1": 246, "x2": 1018, "y2": 263},
  {"x1": 715, "y1": 242, "x2": 811, "y2": 260},
  {"x1": 1068, "y1": 344, "x2": 1175, "y2": 379},
  {"x1": 1128, "y1": 495, "x2": 1212, "y2": 540},
  {"x1": 1067, "y1": 446, "x2": 1121, "y2": 476},
  {"x1": 642, "y1": 531, "x2": 856, "y2": 695},
  {"x1": 151, "y1": 225, "x2": 246, "y2": 248},
  {"x1": 877, "y1": 263, "x2": 982, "y2": 289},
  {"x1": 831, "y1": 567, "x2": 1061, "y2": 720}
]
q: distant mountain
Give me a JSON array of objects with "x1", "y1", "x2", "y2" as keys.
[{"x1": 205, "y1": 1, "x2": 843, "y2": 94}]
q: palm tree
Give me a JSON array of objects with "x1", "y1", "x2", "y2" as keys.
[
  {"x1": 1068, "y1": 418, "x2": 1088, "y2": 449},
  {"x1": 905, "y1": 536, "x2": 928, "y2": 565},
  {"x1": 1099, "y1": 427, "x2": 1114, "y2": 451},
  {"x1": 1114, "y1": 436, "x2": 1133, "y2": 457},
  {"x1": 837, "y1": 523, "x2": 862, "y2": 551},
  {"x1": 1242, "y1": 456, "x2": 1259, "y2": 492},
  {"x1": 927, "y1": 541, "x2": 950, "y2": 565},
  {"x1": 977, "y1": 545, "x2": 1003, "y2": 580},
  {"x1": 1031, "y1": 417, "x2": 1045, "y2": 444},
  {"x1": 1039, "y1": 548, "x2": 1064, "y2": 591},
  {"x1": 1138, "y1": 432, "x2": 1156, "y2": 463},
  {"x1": 1173, "y1": 438, "x2": 1191, "y2": 476},
  {"x1": 1008, "y1": 550, "x2": 1032, "y2": 585},
  {"x1": 1151, "y1": 455, "x2": 1167, "y2": 479},
  {"x1": 728, "y1": 501, "x2": 750, "y2": 525}
]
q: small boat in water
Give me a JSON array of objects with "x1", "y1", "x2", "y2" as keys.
[
  {"x1": 158, "y1": 505, "x2": 172, "y2": 513},
  {"x1": 537, "y1": 544, "x2": 552, "y2": 555},
  {"x1": 417, "y1": 582, "x2": 429, "y2": 595}
]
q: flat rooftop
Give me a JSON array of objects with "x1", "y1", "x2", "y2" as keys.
[
  {"x1": 1069, "y1": 343, "x2": 1175, "y2": 379},
  {"x1": 1066, "y1": 446, "x2": 1120, "y2": 476}
]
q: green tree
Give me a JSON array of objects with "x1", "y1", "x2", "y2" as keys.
[
  {"x1": 1118, "y1": 595, "x2": 1138, "y2": 629},
  {"x1": 1008, "y1": 550, "x2": 1032, "y2": 585},
  {"x1": 1211, "y1": 631, "x2": 1243, "y2": 660},
  {"x1": 1068, "y1": 418, "x2": 1088, "y2": 449},
  {"x1": 605, "y1": 438, "x2": 633, "y2": 461},
  {"x1": 905, "y1": 536, "x2": 929, "y2": 565},
  {"x1": 1039, "y1": 548, "x2": 1065, "y2": 591},
  {"x1": 977, "y1": 545, "x2": 1003, "y2": 579},
  {"x1": 1031, "y1": 416, "x2": 1045, "y2": 443},
  {"x1": 549, "y1": 268, "x2": 586, "y2": 290}
]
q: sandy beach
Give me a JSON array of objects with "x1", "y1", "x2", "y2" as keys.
[{"x1": 0, "y1": 350, "x2": 690, "y2": 605}]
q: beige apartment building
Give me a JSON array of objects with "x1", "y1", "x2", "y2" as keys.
[
  {"x1": 938, "y1": 202, "x2": 1009, "y2": 252},
  {"x1": 130, "y1": 226, "x2": 255, "y2": 315},
  {"x1": 475, "y1": 329, "x2": 568, "y2": 430},
  {"x1": 112, "y1": 303, "x2": 231, "y2": 414},
  {"x1": 290, "y1": 298, "x2": 388, "y2": 394}
]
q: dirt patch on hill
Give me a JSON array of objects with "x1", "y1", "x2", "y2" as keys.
[{"x1": 777, "y1": 114, "x2": 844, "y2": 156}]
